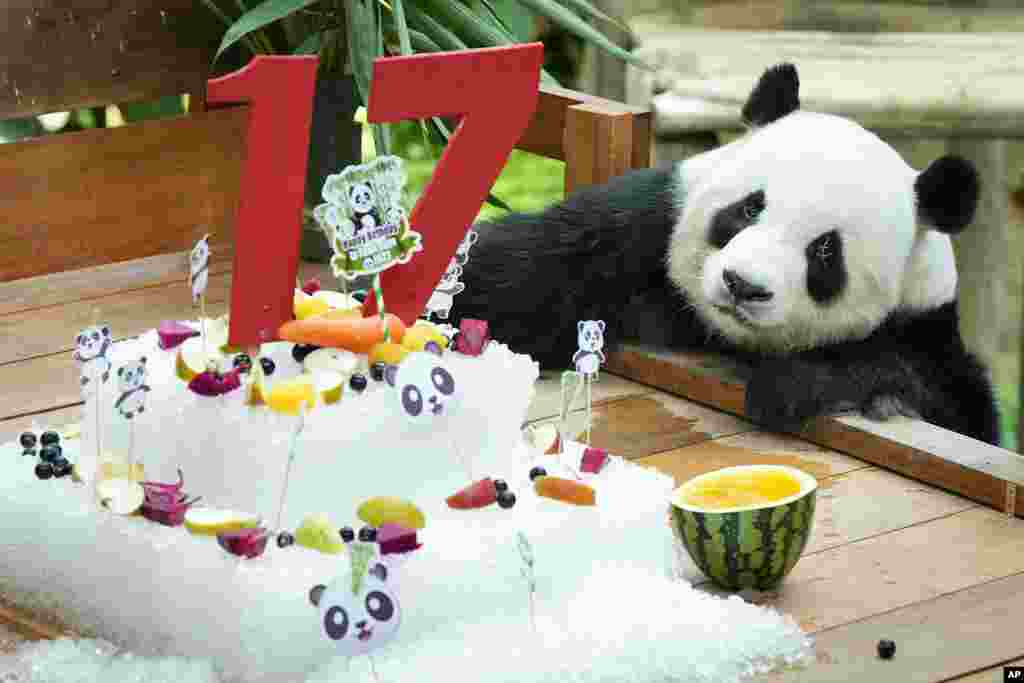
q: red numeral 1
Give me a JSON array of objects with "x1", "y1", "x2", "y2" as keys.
[
  {"x1": 362, "y1": 44, "x2": 544, "y2": 324},
  {"x1": 207, "y1": 55, "x2": 319, "y2": 348}
]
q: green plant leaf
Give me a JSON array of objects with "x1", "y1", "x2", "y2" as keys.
[
  {"x1": 292, "y1": 31, "x2": 322, "y2": 54},
  {"x1": 480, "y1": 0, "x2": 532, "y2": 41},
  {"x1": 512, "y1": 0, "x2": 650, "y2": 69},
  {"x1": 412, "y1": 0, "x2": 511, "y2": 47},
  {"x1": 403, "y1": 2, "x2": 470, "y2": 51},
  {"x1": 345, "y1": 0, "x2": 380, "y2": 108},
  {"x1": 215, "y1": 0, "x2": 319, "y2": 60},
  {"x1": 554, "y1": 0, "x2": 627, "y2": 31},
  {"x1": 408, "y1": 28, "x2": 442, "y2": 52},
  {"x1": 391, "y1": 0, "x2": 413, "y2": 56},
  {"x1": 200, "y1": 0, "x2": 238, "y2": 29}
]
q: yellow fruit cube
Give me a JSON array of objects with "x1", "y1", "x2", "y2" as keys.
[
  {"x1": 294, "y1": 292, "x2": 331, "y2": 321},
  {"x1": 267, "y1": 377, "x2": 317, "y2": 415},
  {"x1": 369, "y1": 342, "x2": 410, "y2": 366}
]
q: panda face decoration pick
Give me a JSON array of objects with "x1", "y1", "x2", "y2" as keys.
[
  {"x1": 115, "y1": 357, "x2": 150, "y2": 420},
  {"x1": 309, "y1": 548, "x2": 401, "y2": 658},
  {"x1": 314, "y1": 155, "x2": 423, "y2": 280},
  {"x1": 189, "y1": 235, "x2": 210, "y2": 305},
  {"x1": 384, "y1": 347, "x2": 461, "y2": 427},
  {"x1": 74, "y1": 325, "x2": 112, "y2": 387}
]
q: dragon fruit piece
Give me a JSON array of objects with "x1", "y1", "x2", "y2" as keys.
[
  {"x1": 301, "y1": 277, "x2": 321, "y2": 295},
  {"x1": 141, "y1": 495, "x2": 202, "y2": 527},
  {"x1": 188, "y1": 368, "x2": 242, "y2": 396},
  {"x1": 580, "y1": 447, "x2": 609, "y2": 474},
  {"x1": 158, "y1": 320, "x2": 199, "y2": 350},
  {"x1": 142, "y1": 469, "x2": 184, "y2": 494},
  {"x1": 217, "y1": 527, "x2": 270, "y2": 559},
  {"x1": 377, "y1": 523, "x2": 421, "y2": 556},
  {"x1": 455, "y1": 319, "x2": 490, "y2": 356}
]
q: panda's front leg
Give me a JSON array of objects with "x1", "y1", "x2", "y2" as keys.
[{"x1": 743, "y1": 358, "x2": 837, "y2": 433}]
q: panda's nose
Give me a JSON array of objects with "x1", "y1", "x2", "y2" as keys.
[{"x1": 722, "y1": 269, "x2": 773, "y2": 302}]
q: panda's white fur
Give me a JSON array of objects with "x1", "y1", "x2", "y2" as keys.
[{"x1": 668, "y1": 110, "x2": 950, "y2": 353}]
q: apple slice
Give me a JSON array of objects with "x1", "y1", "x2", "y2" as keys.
[
  {"x1": 446, "y1": 478, "x2": 498, "y2": 510},
  {"x1": 175, "y1": 336, "x2": 222, "y2": 382},
  {"x1": 97, "y1": 478, "x2": 145, "y2": 515},
  {"x1": 526, "y1": 423, "x2": 561, "y2": 455},
  {"x1": 314, "y1": 371, "x2": 345, "y2": 405},
  {"x1": 158, "y1": 320, "x2": 199, "y2": 350},
  {"x1": 294, "y1": 513, "x2": 345, "y2": 554},
  {"x1": 303, "y1": 347, "x2": 359, "y2": 376},
  {"x1": 185, "y1": 508, "x2": 261, "y2": 535}
]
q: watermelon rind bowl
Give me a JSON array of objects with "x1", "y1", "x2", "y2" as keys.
[{"x1": 670, "y1": 465, "x2": 817, "y2": 592}]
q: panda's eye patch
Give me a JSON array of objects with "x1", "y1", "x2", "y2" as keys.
[
  {"x1": 806, "y1": 230, "x2": 846, "y2": 304},
  {"x1": 708, "y1": 190, "x2": 766, "y2": 249},
  {"x1": 431, "y1": 367, "x2": 455, "y2": 395},
  {"x1": 324, "y1": 606, "x2": 349, "y2": 640},
  {"x1": 402, "y1": 385, "x2": 423, "y2": 416},
  {"x1": 365, "y1": 591, "x2": 395, "y2": 622}
]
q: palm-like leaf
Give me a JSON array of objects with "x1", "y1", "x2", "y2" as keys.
[
  {"x1": 214, "y1": 0, "x2": 320, "y2": 60},
  {"x1": 513, "y1": 0, "x2": 646, "y2": 69}
]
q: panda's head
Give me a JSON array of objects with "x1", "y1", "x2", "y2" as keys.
[
  {"x1": 577, "y1": 320, "x2": 605, "y2": 353},
  {"x1": 667, "y1": 64, "x2": 979, "y2": 353},
  {"x1": 309, "y1": 560, "x2": 400, "y2": 657},
  {"x1": 384, "y1": 348, "x2": 461, "y2": 426},
  {"x1": 348, "y1": 183, "x2": 375, "y2": 216},
  {"x1": 116, "y1": 356, "x2": 147, "y2": 392},
  {"x1": 190, "y1": 237, "x2": 209, "y2": 270},
  {"x1": 76, "y1": 325, "x2": 111, "y2": 359}
]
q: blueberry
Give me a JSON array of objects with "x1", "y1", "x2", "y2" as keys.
[
  {"x1": 233, "y1": 354, "x2": 253, "y2": 373},
  {"x1": 52, "y1": 459, "x2": 72, "y2": 478},
  {"x1": 370, "y1": 362, "x2": 386, "y2": 382},
  {"x1": 424, "y1": 341, "x2": 441, "y2": 355},
  {"x1": 22, "y1": 448, "x2": 36, "y2": 458},
  {"x1": 35, "y1": 462, "x2": 53, "y2": 480},
  {"x1": 877, "y1": 639, "x2": 895, "y2": 660},
  {"x1": 529, "y1": 466, "x2": 547, "y2": 481},
  {"x1": 40, "y1": 431, "x2": 60, "y2": 447},
  {"x1": 339, "y1": 526, "x2": 355, "y2": 543},
  {"x1": 260, "y1": 357, "x2": 276, "y2": 375},
  {"x1": 19, "y1": 432, "x2": 37, "y2": 449},
  {"x1": 277, "y1": 532, "x2": 295, "y2": 548},
  {"x1": 497, "y1": 490, "x2": 516, "y2": 509},
  {"x1": 358, "y1": 526, "x2": 377, "y2": 543},
  {"x1": 494, "y1": 479, "x2": 508, "y2": 493},
  {"x1": 349, "y1": 373, "x2": 368, "y2": 393},
  {"x1": 40, "y1": 445, "x2": 61, "y2": 463},
  {"x1": 291, "y1": 344, "x2": 319, "y2": 363}
]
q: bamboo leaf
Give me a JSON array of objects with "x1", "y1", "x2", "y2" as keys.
[
  {"x1": 344, "y1": 0, "x2": 380, "y2": 108},
  {"x1": 408, "y1": 28, "x2": 442, "y2": 52},
  {"x1": 200, "y1": 0, "x2": 238, "y2": 29},
  {"x1": 554, "y1": 0, "x2": 627, "y2": 31},
  {"x1": 391, "y1": 0, "x2": 413, "y2": 56},
  {"x1": 412, "y1": 0, "x2": 511, "y2": 47},
  {"x1": 215, "y1": 0, "x2": 319, "y2": 59},
  {"x1": 292, "y1": 31, "x2": 322, "y2": 54},
  {"x1": 403, "y1": 2, "x2": 469, "y2": 51},
  {"x1": 512, "y1": 0, "x2": 650, "y2": 69}
]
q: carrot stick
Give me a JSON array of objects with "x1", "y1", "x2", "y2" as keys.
[{"x1": 278, "y1": 314, "x2": 406, "y2": 354}]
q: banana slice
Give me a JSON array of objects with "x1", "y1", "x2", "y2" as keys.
[{"x1": 184, "y1": 508, "x2": 261, "y2": 535}]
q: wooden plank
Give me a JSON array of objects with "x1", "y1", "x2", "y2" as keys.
[
  {"x1": 0, "y1": 246, "x2": 234, "y2": 317},
  {"x1": 0, "y1": 2, "x2": 220, "y2": 120},
  {"x1": 635, "y1": 29, "x2": 1024, "y2": 137},
  {"x1": 950, "y1": 658, "x2": 1024, "y2": 683},
  {"x1": 0, "y1": 105, "x2": 249, "y2": 282},
  {"x1": 517, "y1": 84, "x2": 649, "y2": 163},
  {"x1": 0, "y1": 260, "x2": 335, "y2": 367},
  {"x1": 526, "y1": 371, "x2": 653, "y2": 423},
  {"x1": 605, "y1": 345, "x2": 1024, "y2": 517},
  {"x1": 701, "y1": 506, "x2": 1024, "y2": 634},
  {"x1": 0, "y1": 405, "x2": 81, "y2": 446},
  {"x1": 564, "y1": 103, "x2": 634, "y2": 195},
  {"x1": 765, "y1": 571, "x2": 1024, "y2": 681}
]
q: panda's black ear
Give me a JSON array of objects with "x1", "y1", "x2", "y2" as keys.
[
  {"x1": 384, "y1": 364, "x2": 399, "y2": 387},
  {"x1": 741, "y1": 63, "x2": 800, "y2": 128},
  {"x1": 915, "y1": 155, "x2": 979, "y2": 234},
  {"x1": 309, "y1": 584, "x2": 326, "y2": 607}
]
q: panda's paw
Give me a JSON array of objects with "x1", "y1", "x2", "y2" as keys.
[
  {"x1": 862, "y1": 394, "x2": 920, "y2": 422},
  {"x1": 744, "y1": 360, "x2": 825, "y2": 432}
]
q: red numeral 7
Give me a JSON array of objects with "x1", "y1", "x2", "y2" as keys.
[
  {"x1": 207, "y1": 55, "x2": 319, "y2": 348},
  {"x1": 362, "y1": 43, "x2": 544, "y2": 324}
]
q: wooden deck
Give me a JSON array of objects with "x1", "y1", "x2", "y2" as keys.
[{"x1": 2, "y1": 255, "x2": 1024, "y2": 682}]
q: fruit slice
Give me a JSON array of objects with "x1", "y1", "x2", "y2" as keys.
[
  {"x1": 446, "y1": 478, "x2": 498, "y2": 510},
  {"x1": 245, "y1": 362, "x2": 267, "y2": 406},
  {"x1": 534, "y1": 476, "x2": 596, "y2": 506},
  {"x1": 206, "y1": 316, "x2": 232, "y2": 353},
  {"x1": 279, "y1": 314, "x2": 406, "y2": 354},
  {"x1": 313, "y1": 290, "x2": 361, "y2": 311},
  {"x1": 158, "y1": 320, "x2": 199, "y2": 350},
  {"x1": 188, "y1": 368, "x2": 242, "y2": 397},
  {"x1": 580, "y1": 447, "x2": 609, "y2": 474},
  {"x1": 294, "y1": 513, "x2": 345, "y2": 554},
  {"x1": 217, "y1": 527, "x2": 270, "y2": 558},
  {"x1": 377, "y1": 523, "x2": 421, "y2": 556},
  {"x1": 301, "y1": 277, "x2": 321, "y2": 295},
  {"x1": 184, "y1": 508, "x2": 261, "y2": 535},
  {"x1": 294, "y1": 291, "x2": 330, "y2": 320},
  {"x1": 267, "y1": 376, "x2": 317, "y2": 415},
  {"x1": 303, "y1": 348, "x2": 359, "y2": 376},
  {"x1": 357, "y1": 497, "x2": 426, "y2": 530},
  {"x1": 369, "y1": 341, "x2": 409, "y2": 366},
  {"x1": 96, "y1": 478, "x2": 145, "y2": 515},
  {"x1": 525, "y1": 423, "x2": 561, "y2": 455},
  {"x1": 316, "y1": 307, "x2": 364, "y2": 322},
  {"x1": 314, "y1": 371, "x2": 344, "y2": 405},
  {"x1": 175, "y1": 336, "x2": 221, "y2": 382}
]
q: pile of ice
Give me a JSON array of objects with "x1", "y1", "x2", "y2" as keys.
[{"x1": 0, "y1": 331, "x2": 814, "y2": 682}]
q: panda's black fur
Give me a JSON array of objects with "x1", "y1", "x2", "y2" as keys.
[{"x1": 449, "y1": 63, "x2": 1001, "y2": 446}]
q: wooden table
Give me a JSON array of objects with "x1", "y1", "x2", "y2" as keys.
[{"x1": 2, "y1": 255, "x2": 1024, "y2": 682}]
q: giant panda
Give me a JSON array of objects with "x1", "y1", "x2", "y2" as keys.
[{"x1": 450, "y1": 63, "x2": 1001, "y2": 446}]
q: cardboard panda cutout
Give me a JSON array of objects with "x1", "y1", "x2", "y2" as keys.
[{"x1": 452, "y1": 64, "x2": 1000, "y2": 446}]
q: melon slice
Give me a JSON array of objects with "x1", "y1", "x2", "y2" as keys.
[
  {"x1": 670, "y1": 465, "x2": 818, "y2": 592},
  {"x1": 184, "y1": 508, "x2": 261, "y2": 536}
]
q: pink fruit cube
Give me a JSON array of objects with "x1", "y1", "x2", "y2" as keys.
[
  {"x1": 456, "y1": 319, "x2": 490, "y2": 356},
  {"x1": 377, "y1": 523, "x2": 421, "y2": 556},
  {"x1": 580, "y1": 447, "x2": 609, "y2": 474}
]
